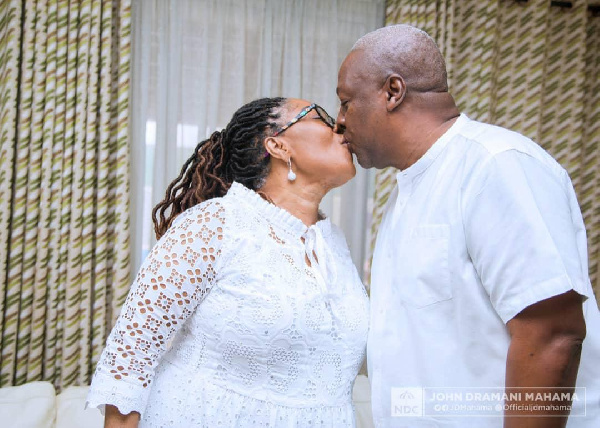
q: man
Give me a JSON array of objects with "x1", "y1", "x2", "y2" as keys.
[{"x1": 336, "y1": 24, "x2": 600, "y2": 428}]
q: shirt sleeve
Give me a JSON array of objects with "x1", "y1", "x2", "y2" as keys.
[
  {"x1": 463, "y1": 150, "x2": 591, "y2": 323},
  {"x1": 86, "y1": 199, "x2": 226, "y2": 416}
]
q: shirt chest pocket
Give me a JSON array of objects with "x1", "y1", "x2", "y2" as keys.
[{"x1": 398, "y1": 224, "x2": 452, "y2": 308}]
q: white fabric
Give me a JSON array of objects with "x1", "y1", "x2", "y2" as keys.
[
  {"x1": 0, "y1": 382, "x2": 105, "y2": 428},
  {"x1": 353, "y1": 375, "x2": 375, "y2": 428},
  {"x1": 0, "y1": 381, "x2": 55, "y2": 428},
  {"x1": 369, "y1": 115, "x2": 600, "y2": 427},
  {"x1": 129, "y1": 0, "x2": 385, "y2": 279},
  {"x1": 56, "y1": 386, "x2": 104, "y2": 428},
  {"x1": 88, "y1": 182, "x2": 369, "y2": 427}
]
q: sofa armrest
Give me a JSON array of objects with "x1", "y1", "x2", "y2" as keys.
[{"x1": 0, "y1": 381, "x2": 56, "y2": 428}]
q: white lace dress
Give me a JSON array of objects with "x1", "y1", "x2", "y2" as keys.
[{"x1": 87, "y1": 182, "x2": 369, "y2": 427}]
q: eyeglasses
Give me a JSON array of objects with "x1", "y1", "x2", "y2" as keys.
[{"x1": 272, "y1": 103, "x2": 335, "y2": 137}]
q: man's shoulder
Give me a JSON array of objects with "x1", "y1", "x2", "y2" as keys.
[
  {"x1": 458, "y1": 119, "x2": 536, "y2": 155},
  {"x1": 453, "y1": 118, "x2": 565, "y2": 177}
]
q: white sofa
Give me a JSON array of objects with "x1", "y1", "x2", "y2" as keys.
[
  {"x1": 0, "y1": 375, "x2": 374, "y2": 428},
  {"x1": 0, "y1": 381, "x2": 104, "y2": 428}
]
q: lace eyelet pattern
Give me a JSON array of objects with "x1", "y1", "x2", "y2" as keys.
[{"x1": 88, "y1": 183, "x2": 369, "y2": 427}]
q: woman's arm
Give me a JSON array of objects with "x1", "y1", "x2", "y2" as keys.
[
  {"x1": 87, "y1": 200, "x2": 226, "y2": 418},
  {"x1": 104, "y1": 405, "x2": 140, "y2": 428}
]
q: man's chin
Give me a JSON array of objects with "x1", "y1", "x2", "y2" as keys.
[
  {"x1": 357, "y1": 154, "x2": 391, "y2": 170},
  {"x1": 355, "y1": 155, "x2": 373, "y2": 169}
]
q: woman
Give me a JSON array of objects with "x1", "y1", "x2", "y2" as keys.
[{"x1": 87, "y1": 97, "x2": 369, "y2": 427}]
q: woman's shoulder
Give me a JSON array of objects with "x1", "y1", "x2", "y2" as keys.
[{"x1": 171, "y1": 197, "x2": 229, "y2": 230}]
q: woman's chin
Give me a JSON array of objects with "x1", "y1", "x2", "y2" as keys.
[
  {"x1": 332, "y1": 164, "x2": 356, "y2": 188},
  {"x1": 349, "y1": 163, "x2": 357, "y2": 179}
]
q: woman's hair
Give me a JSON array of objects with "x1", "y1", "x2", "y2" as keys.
[{"x1": 152, "y1": 97, "x2": 287, "y2": 238}]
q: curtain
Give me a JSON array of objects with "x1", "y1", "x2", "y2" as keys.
[
  {"x1": 369, "y1": 0, "x2": 600, "y2": 303},
  {"x1": 0, "y1": 0, "x2": 132, "y2": 389},
  {"x1": 129, "y1": 0, "x2": 386, "y2": 281}
]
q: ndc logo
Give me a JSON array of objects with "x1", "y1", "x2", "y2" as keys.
[{"x1": 391, "y1": 387, "x2": 423, "y2": 417}]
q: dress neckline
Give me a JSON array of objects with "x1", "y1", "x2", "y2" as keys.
[{"x1": 227, "y1": 182, "x2": 331, "y2": 239}]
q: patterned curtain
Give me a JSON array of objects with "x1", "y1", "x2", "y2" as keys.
[
  {"x1": 0, "y1": 0, "x2": 131, "y2": 389},
  {"x1": 367, "y1": 0, "x2": 600, "y2": 303}
]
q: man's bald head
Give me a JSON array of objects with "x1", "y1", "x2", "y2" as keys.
[{"x1": 351, "y1": 24, "x2": 448, "y2": 93}]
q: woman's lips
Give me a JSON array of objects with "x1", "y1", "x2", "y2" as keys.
[{"x1": 342, "y1": 138, "x2": 353, "y2": 153}]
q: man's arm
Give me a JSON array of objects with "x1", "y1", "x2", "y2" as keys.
[{"x1": 504, "y1": 290, "x2": 586, "y2": 428}]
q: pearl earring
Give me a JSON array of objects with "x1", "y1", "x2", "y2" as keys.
[{"x1": 287, "y1": 158, "x2": 296, "y2": 182}]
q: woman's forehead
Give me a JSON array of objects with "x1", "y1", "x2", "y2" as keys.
[
  {"x1": 286, "y1": 98, "x2": 311, "y2": 110},
  {"x1": 281, "y1": 99, "x2": 312, "y2": 119}
]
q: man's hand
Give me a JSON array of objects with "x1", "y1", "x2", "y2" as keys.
[{"x1": 504, "y1": 290, "x2": 586, "y2": 428}]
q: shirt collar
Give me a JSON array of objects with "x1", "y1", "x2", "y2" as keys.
[{"x1": 396, "y1": 113, "x2": 469, "y2": 183}]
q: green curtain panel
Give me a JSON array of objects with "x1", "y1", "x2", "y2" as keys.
[
  {"x1": 368, "y1": 0, "x2": 600, "y2": 304},
  {"x1": 0, "y1": 0, "x2": 131, "y2": 389}
]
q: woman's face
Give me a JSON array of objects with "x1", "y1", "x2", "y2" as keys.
[{"x1": 277, "y1": 99, "x2": 356, "y2": 189}]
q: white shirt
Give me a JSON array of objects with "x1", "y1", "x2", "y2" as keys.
[
  {"x1": 369, "y1": 115, "x2": 600, "y2": 428},
  {"x1": 87, "y1": 182, "x2": 369, "y2": 427}
]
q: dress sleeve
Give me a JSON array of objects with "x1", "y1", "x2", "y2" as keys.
[
  {"x1": 463, "y1": 150, "x2": 591, "y2": 324},
  {"x1": 86, "y1": 200, "x2": 226, "y2": 416}
]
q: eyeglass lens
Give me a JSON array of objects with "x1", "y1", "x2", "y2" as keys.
[{"x1": 315, "y1": 106, "x2": 335, "y2": 128}]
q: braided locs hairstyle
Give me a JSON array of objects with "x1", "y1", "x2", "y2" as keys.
[{"x1": 152, "y1": 97, "x2": 287, "y2": 238}]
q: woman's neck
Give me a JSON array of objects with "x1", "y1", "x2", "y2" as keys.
[{"x1": 259, "y1": 180, "x2": 324, "y2": 227}]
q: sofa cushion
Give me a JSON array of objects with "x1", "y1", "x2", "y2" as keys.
[
  {"x1": 56, "y1": 386, "x2": 104, "y2": 428},
  {"x1": 0, "y1": 381, "x2": 56, "y2": 428}
]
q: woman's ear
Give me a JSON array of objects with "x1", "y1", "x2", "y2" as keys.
[
  {"x1": 264, "y1": 136, "x2": 290, "y2": 161},
  {"x1": 384, "y1": 74, "x2": 407, "y2": 112}
]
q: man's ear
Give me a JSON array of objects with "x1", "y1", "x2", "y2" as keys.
[
  {"x1": 264, "y1": 136, "x2": 290, "y2": 161},
  {"x1": 384, "y1": 74, "x2": 407, "y2": 112}
]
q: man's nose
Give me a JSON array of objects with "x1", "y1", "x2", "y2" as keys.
[
  {"x1": 335, "y1": 110, "x2": 345, "y2": 134},
  {"x1": 333, "y1": 123, "x2": 346, "y2": 134}
]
